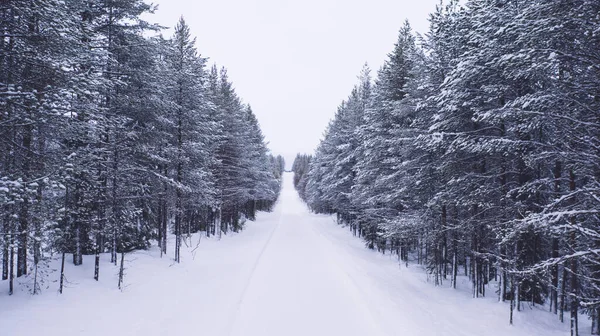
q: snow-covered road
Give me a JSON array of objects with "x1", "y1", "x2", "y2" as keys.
[
  {"x1": 1, "y1": 173, "x2": 572, "y2": 335},
  {"x1": 229, "y1": 178, "x2": 392, "y2": 336},
  {"x1": 226, "y1": 173, "x2": 568, "y2": 336}
]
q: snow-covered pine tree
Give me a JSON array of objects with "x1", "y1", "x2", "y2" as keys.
[
  {"x1": 0, "y1": 0, "x2": 97, "y2": 293},
  {"x1": 301, "y1": 1, "x2": 600, "y2": 333},
  {"x1": 292, "y1": 154, "x2": 313, "y2": 200},
  {"x1": 394, "y1": 0, "x2": 470, "y2": 288},
  {"x1": 1, "y1": 1, "x2": 278, "y2": 294},
  {"x1": 478, "y1": 1, "x2": 600, "y2": 332},
  {"x1": 157, "y1": 17, "x2": 223, "y2": 262},
  {"x1": 351, "y1": 21, "x2": 417, "y2": 251}
]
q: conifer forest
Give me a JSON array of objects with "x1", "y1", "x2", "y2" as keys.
[
  {"x1": 294, "y1": 1, "x2": 600, "y2": 335},
  {"x1": 0, "y1": 0, "x2": 283, "y2": 295},
  {"x1": 2, "y1": 1, "x2": 600, "y2": 336}
]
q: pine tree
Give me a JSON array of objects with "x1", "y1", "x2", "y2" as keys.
[
  {"x1": 351, "y1": 21, "x2": 417, "y2": 250},
  {"x1": 1, "y1": 2, "x2": 278, "y2": 294},
  {"x1": 302, "y1": 1, "x2": 600, "y2": 333}
]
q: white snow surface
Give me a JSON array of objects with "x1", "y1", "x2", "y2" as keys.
[{"x1": 0, "y1": 173, "x2": 579, "y2": 336}]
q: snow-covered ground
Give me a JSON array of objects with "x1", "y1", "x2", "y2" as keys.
[{"x1": 0, "y1": 173, "x2": 580, "y2": 335}]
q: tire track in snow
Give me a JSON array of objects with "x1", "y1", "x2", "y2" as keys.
[
  {"x1": 307, "y1": 221, "x2": 395, "y2": 336},
  {"x1": 223, "y1": 201, "x2": 285, "y2": 336}
]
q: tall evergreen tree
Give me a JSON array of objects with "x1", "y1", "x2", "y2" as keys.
[
  {"x1": 351, "y1": 21, "x2": 417, "y2": 250},
  {"x1": 1, "y1": 3, "x2": 279, "y2": 294},
  {"x1": 302, "y1": 1, "x2": 600, "y2": 334}
]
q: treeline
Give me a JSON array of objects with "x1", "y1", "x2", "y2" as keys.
[
  {"x1": 291, "y1": 154, "x2": 311, "y2": 200},
  {"x1": 1, "y1": 1, "x2": 283, "y2": 294},
  {"x1": 296, "y1": 0, "x2": 600, "y2": 334}
]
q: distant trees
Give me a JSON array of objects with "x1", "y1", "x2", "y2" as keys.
[
  {"x1": 292, "y1": 154, "x2": 312, "y2": 201},
  {"x1": 301, "y1": 1, "x2": 600, "y2": 334},
  {"x1": 1, "y1": 2, "x2": 280, "y2": 294}
]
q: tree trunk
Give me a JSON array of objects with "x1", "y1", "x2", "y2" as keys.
[
  {"x1": 441, "y1": 204, "x2": 447, "y2": 280},
  {"x1": 96, "y1": 147, "x2": 108, "y2": 278},
  {"x1": 217, "y1": 206, "x2": 222, "y2": 240},
  {"x1": 111, "y1": 143, "x2": 120, "y2": 265},
  {"x1": 118, "y1": 252, "x2": 125, "y2": 290},
  {"x1": 452, "y1": 244, "x2": 458, "y2": 290},
  {"x1": 73, "y1": 224, "x2": 82, "y2": 265},
  {"x1": 509, "y1": 274, "x2": 515, "y2": 325},
  {"x1": 569, "y1": 169, "x2": 579, "y2": 336},
  {"x1": 2, "y1": 217, "x2": 9, "y2": 280},
  {"x1": 94, "y1": 232, "x2": 101, "y2": 281},
  {"x1": 175, "y1": 193, "x2": 181, "y2": 263},
  {"x1": 17, "y1": 124, "x2": 32, "y2": 277},
  {"x1": 157, "y1": 199, "x2": 163, "y2": 254},
  {"x1": 592, "y1": 312, "x2": 597, "y2": 335},
  {"x1": 551, "y1": 160, "x2": 561, "y2": 314},
  {"x1": 561, "y1": 263, "x2": 567, "y2": 323},
  {"x1": 59, "y1": 252, "x2": 66, "y2": 294},
  {"x1": 9, "y1": 243, "x2": 14, "y2": 295},
  {"x1": 162, "y1": 199, "x2": 168, "y2": 255}
]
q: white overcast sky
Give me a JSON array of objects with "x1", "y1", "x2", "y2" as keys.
[{"x1": 145, "y1": 0, "x2": 440, "y2": 167}]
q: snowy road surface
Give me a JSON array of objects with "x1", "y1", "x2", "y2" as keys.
[{"x1": 1, "y1": 173, "x2": 571, "y2": 336}]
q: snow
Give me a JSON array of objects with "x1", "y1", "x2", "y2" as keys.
[{"x1": 0, "y1": 173, "x2": 579, "y2": 335}]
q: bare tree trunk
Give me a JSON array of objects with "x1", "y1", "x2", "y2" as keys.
[
  {"x1": 32, "y1": 129, "x2": 45, "y2": 294},
  {"x1": 509, "y1": 274, "x2": 515, "y2": 325},
  {"x1": 175, "y1": 195, "x2": 181, "y2": 263},
  {"x1": 118, "y1": 252, "x2": 125, "y2": 290},
  {"x1": 17, "y1": 198, "x2": 29, "y2": 277},
  {"x1": 217, "y1": 206, "x2": 222, "y2": 240},
  {"x1": 17, "y1": 124, "x2": 32, "y2": 277},
  {"x1": 111, "y1": 144, "x2": 120, "y2": 266},
  {"x1": 2, "y1": 217, "x2": 9, "y2": 280},
  {"x1": 516, "y1": 280, "x2": 521, "y2": 312},
  {"x1": 59, "y1": 252, "x2": 66, "y2": 294},
  {"x1": 561, "y1": 264, "x2": 567, "y2": 323},
  {"x1": 95, "y1": 152, "x2": 108, "y2": 279},
  {"x1": 9, "y1": 242, "x2": 14, "y2": 295},
  {"x1": 32, "y1": 191, "x2": 41, "y2": 294},
  {"x1": 111, "y1": 224, "x2": 117, "y2": 265},
  {"x1": 593, "y1": 309, "x2": 600, "y2": 335},
  {"x1": 441, "y1": 205, "x2": 447, "y2": 280},
  {"x1": 73, "y1": 224, "x2": 82, "y2": 265},
  {"x1": 570, "y1": 250, "x2": 579, "y2": 336},
  {"x1": 162, "y1": 199, "x2": 167, "y2": 255},
  {"x1": 452, "y1": 244, "x2": 458, "y2": 290},
  {"x1": 569, "y1": 169, "x2": 579, "y2": 336},
  {"x1": 32, "y1": 260, "x2": 39, "y2": 295},
  {"x1": 94, "y1": 233, "x2": 101, "y2": 281},
  {"x1": 0, "y1": 4, "x2": 13, "y2": 284},
  {"x1": 157, "y1": 202, "x2": 163, "y2": 253},
  {"x1": 551, "y1": 160, "x2": 561, "y2": 313}
]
